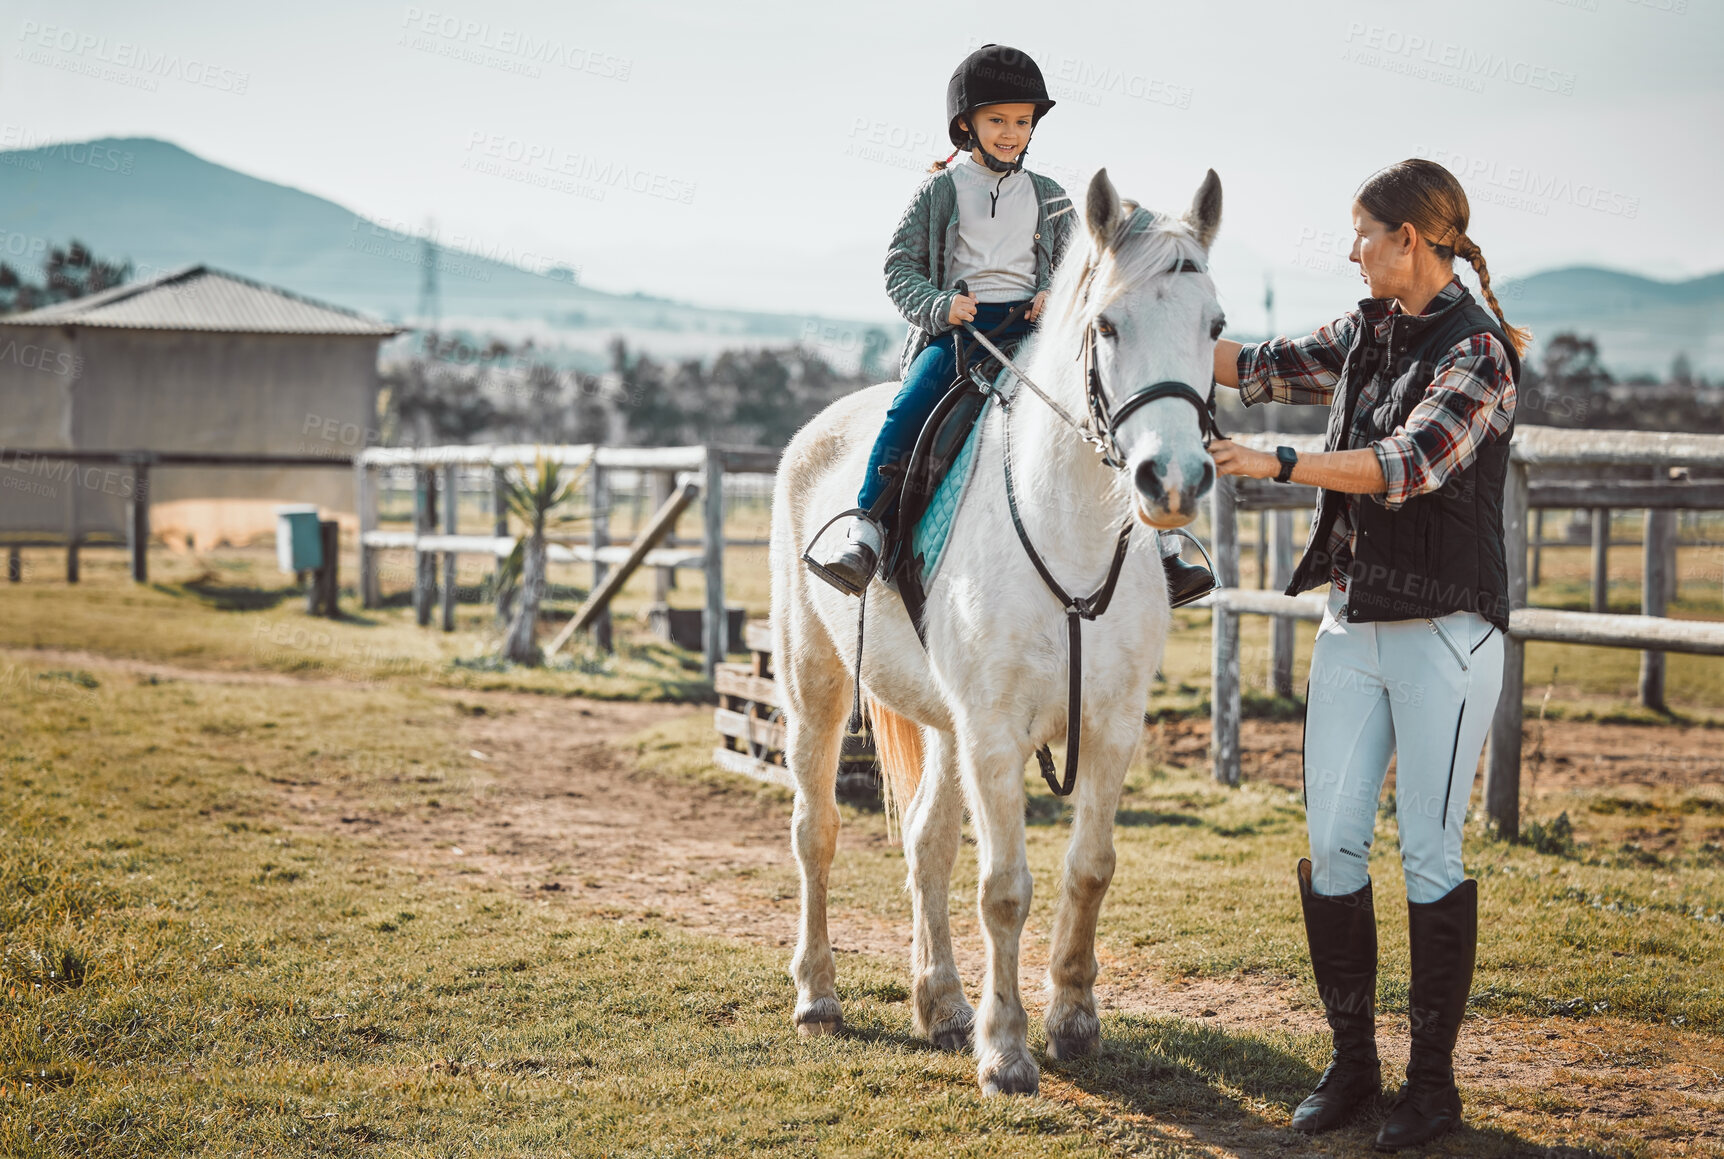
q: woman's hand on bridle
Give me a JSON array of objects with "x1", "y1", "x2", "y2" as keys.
[
  {"x1": 1208, "y1": 439, "x2": 1278, "y2": 480},
  {"x1": 1025, "y1": 291, "x2": 1049, "y2": 322}
]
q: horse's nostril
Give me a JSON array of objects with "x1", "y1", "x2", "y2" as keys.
[
  {"x1": 1133, "y1": 459, "x2": 1164, "y2": 500},
  {"x1": 1197, "y1": 461, "x2": 1215, "y2": 494}
]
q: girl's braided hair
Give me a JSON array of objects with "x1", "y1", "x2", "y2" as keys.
[{"x1": 1356, "y1": 158, "x2": 1532, "y2": 356}]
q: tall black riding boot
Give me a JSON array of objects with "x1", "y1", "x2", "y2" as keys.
[
  {"x1": 1375, "y1": 879, "x2": 1478, "y2": 1152},
  {"x1": 1291, "y1": 858, "x2": 1381, "y2": 1133}
]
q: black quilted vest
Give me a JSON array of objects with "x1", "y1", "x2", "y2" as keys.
[{"x1": 1284, "y1": 287, "x2": 1521, "y2": 630}]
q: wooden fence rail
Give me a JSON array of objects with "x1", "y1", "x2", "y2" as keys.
[
  {"x1": 1, "y1": 449, "x2": 354, "y2": 584},
  {"x1": 356, "y1": 443, "x2": 779, "y2": 675},
  {"x1": 1209, "y1": 427, "x2": 1724, "y2": 839}
]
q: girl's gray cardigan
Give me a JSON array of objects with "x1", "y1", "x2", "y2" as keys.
[{"x1": 882, "y1": 166, "x2": 1075, "y2": 379}]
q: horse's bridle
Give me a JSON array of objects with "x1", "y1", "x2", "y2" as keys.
[
  {"x1": 1079, "y1": 258, "x2": 1226, "y2": 469},
  {"x1": 961, "y1": 257, "x2": 1225, "y2": 468}
]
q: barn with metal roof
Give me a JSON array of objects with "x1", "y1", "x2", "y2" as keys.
[{"x1": 0, "y1": 266, "x2": 402, "y2": 551}]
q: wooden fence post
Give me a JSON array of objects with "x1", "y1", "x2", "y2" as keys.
[
  {"x1": 63, "y1": 481, "x2": 79, "y2": 584},
  {"x1": 1530, "y1": 508, "x2": 1544, "y2": 588},
  {"x1": 652, "y1": 469, "x2": 676, "y2": 601},
  {"x1": 703, "y1": 449, "x2": 727, "y2": 677},
  {"x1": 1590, "y1": 507, "x2": 1609, "y2": 613},
  {"x1": 414, "y1": 466, "x2": 435, "y2": 627},
  {"x1": 1640, "y1": 505, "x2": 1671, "y2": 711},
  {"x1": 128, "y1": 462, "x2": 150, "y2": 583},
  {"x1": 357, "y1": 458, "x2": 379, "y2": 609},
  {"x1": 1485, "y1": 458, "x2": 1529, "y2": 839},
  {"x1": 591, "y1": 462, "x2": 612, "y2": 652},
  {"x1": 306, "y1": 519, "x2": 339, "y2": 617},
  {"x1": 1210, "y1": 474, "x2": 1241, "y2": 787},
  {"x1": 440, "y1": 464, "x2": 460, "y2": 632},
  {"x1": 1269, "y1": 506, "x2": 1294, "y2": 697},
  {"x1": 493, "y1": 465, "x2": 511, "y2": 622}
]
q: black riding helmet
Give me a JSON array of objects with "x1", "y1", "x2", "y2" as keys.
[{"x1": 946, "y1": 44, "x2": 1056, "y2": 174}]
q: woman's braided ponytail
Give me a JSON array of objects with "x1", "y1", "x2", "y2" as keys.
[{"x1": 1454, "y1": 234, "x2": 1532, "y2": 356}]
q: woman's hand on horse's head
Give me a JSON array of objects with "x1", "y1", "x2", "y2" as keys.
[
  {"x1": 1208, "y1": 439, "x2": 1278, "y2": 480},
  {"x1": 1025, "y1": 291, "x2": 1049, "y2": 323},
  {"x1": 948, "y1": 294, "x2": 978, "y2": 326}
]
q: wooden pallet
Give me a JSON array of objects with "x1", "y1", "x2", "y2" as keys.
[{"x1": 713, "y1": 619, "x2": 877, "y2": 796}]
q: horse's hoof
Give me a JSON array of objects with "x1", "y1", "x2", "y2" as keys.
[
  {"x1": 795, "y1": 996, "x2": 842, "y2": 1036},
  {"x1": 1045, "y1": 1008, "x2": 1100, "y2": 1060},
  {"x1": 929, "y1": 1008, "x2": 974, "y2": 1053},
  {"x1": 978, "y1": 1050, "x2": 1040, "y2": 1097}
]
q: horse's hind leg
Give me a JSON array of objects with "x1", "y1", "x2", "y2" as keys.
[
  {"x1": 904, "y1": 727, "x2": 973, "y2": 1050},
  {"x1": 1044, "y1": 721, "x2": 1135, "y2": 1061},
  {"x1": 780, "y1": 608, "x2": 850, "y2": 1036}
]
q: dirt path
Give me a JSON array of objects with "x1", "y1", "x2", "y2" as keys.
[
  {"x1": 13, "y1": 646, "x2": 1722, "y2": 1155},
  {"x1": 300, "y1": 686, "x2": 1722, "y2": 1157}
]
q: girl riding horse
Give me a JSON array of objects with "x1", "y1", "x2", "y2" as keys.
[{"x1": 808, "y1": 43, "x2": 1213, "y2": 605}]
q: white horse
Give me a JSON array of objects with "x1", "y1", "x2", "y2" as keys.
[{"x1": 768, "y1": 168, "x2": 1224, "y2": 1096}]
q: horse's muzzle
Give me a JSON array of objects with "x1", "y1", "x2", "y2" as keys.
[{"x1": 1132, "y1": 456, "x2": 1214, "y2": 528}]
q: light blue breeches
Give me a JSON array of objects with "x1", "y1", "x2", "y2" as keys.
[{"x1": 1302, "y1": 583, "x2": 1505, "y2": 905}]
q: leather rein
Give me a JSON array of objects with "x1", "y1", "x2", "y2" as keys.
[{"x1": 958, "y1": 257, "x2": 1224, "y2": 797}]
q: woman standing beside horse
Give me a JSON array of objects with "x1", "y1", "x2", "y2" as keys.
[{"x1": 1208, "y1": 158, "x2": 1529, "y2": 1151}]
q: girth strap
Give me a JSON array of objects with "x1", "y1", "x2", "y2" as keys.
[{"x1": 999, "y1": 392, "x2": 1134, "y2": 797}]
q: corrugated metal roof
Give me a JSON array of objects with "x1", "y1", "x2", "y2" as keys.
[{"x1": 0, "y1": 266, "x2": 403, "y2": 336}]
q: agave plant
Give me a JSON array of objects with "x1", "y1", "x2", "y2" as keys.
[{"x1": 497, "y1": 451, "x2": 591, "y2": 665}]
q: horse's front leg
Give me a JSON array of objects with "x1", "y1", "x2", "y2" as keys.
[
  {"x1": 960, "y1": 724, "x2": 1039, "y2": 1095},
  {"x1": 781, "y1": 612, "x2": 851, "y2": 1037},
  {"x1": 1044, "y1": 718, "x2": 1136, "y2": 1061},
  {"x1": 904, "y1": 726, "x2": 972, "y2": 1050}
]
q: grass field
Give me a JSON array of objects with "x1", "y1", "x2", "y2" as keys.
[{"x1": 0, "y1": 512, "x2": 1720, "y2": 1155}]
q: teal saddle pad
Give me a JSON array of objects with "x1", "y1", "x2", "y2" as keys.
[{"x1": 908, "y1": 394, "x2": 992, "y2": 593}]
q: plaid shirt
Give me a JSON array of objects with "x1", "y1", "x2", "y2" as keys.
[{"x1": 1235, "y1": 278, "x2": 1517, "y2": 571}]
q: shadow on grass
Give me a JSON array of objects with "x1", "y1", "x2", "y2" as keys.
[
  {"x1": 1055, "y1": 1014, "x2": 1612, "y2": 1157},
  {"x1": 156, "y1": 578, "x2": 298, "y2": 612}
]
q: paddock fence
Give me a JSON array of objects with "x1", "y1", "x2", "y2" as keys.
[{"x1": 1201, "y1": 426, "x2": 1724, "y2": 840}]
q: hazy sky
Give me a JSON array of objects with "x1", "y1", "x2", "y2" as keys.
[{"x1": 5, "y1": 0, "x2": 1720, "y2": 331}]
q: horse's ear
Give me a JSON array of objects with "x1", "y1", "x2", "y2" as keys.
[
  {"x1": 1086, "y1": 168, "x2": 1122, "y2": 251},
  {"x1": 1183, "y1": 169, "x2": 1222, "y2": 250}
]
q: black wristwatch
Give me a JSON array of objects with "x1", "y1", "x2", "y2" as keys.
[{"x1": 1273, "y1": 445, "x2": 1298, "y2": 484}]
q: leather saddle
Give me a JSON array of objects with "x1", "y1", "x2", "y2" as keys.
[{"x1": 875, "y1": 344, "x2": 1012, "y2": 640}]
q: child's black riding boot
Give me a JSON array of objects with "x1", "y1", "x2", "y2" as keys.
[
  {"x1": 1292, "y1": 858, "x2": 1382, "y2": 1134},
  {"x1": 807, "y1": 515, "x2": 884, "y2": 597},
  {"x1": 1374, "y1": 879, "x2": 1477, "y2": 1151},
  {"x1": 1163, "y1": 554, "x2": 1216, "y2": 608}
]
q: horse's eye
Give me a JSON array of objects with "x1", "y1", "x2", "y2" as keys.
[
  {"x1": 1210, "y1": 317, "x2": 1225, "y2": 341},
  {"x1": 1096, "y1": 317, "x2": 1117, "y2": 339}
]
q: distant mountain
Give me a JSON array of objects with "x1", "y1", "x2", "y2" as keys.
[
  {"x1": 1497, "y1": 267, "x2": 1724, "y2": 377},
  {"x1": 0, "y1": 136, "x2": 893, "y2": 369},
  {"x1": 0, "y1": 136, "x2": 1717, "y2": 377}
]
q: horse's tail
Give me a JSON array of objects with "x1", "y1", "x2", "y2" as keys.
[{"x1": 866, "y1": 698, "x2": 923, "y2": 844}]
